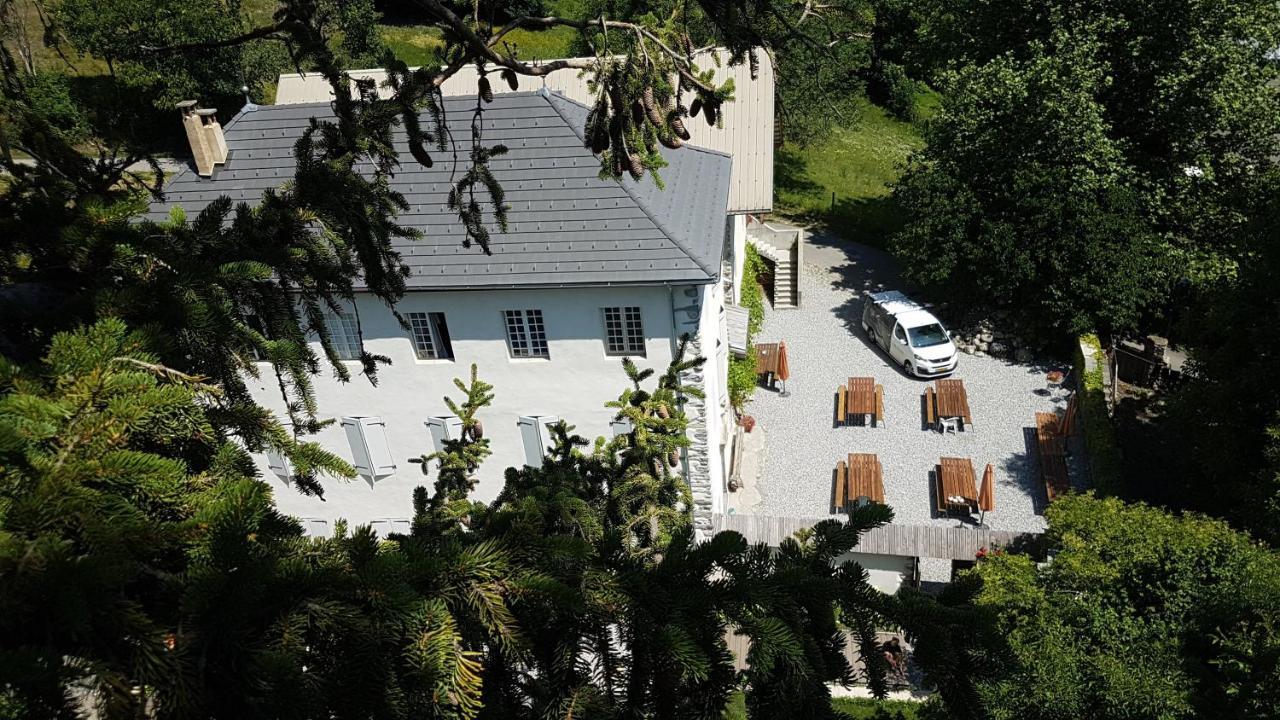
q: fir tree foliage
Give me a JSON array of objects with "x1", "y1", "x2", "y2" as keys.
[{"x1": 411, "y1": 363, "x2": 494, "y2": 526}]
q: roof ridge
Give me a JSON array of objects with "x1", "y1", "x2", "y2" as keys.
[{"x1": 541, "y1": 91, "x2": 720, "y2": 279}]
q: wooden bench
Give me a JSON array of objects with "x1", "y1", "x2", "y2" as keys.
[
  {"x1": 834, "y1": 459, "x2": 847, "y2": 509},
  {"x1": 836, "y1": 384, "x2": 849, "y2": 426},
  {"x1": 874, "y1": 384, "x2": 885, "y2": 425},
  {"x1": 1035, "y1": 412, "x2": 1070, "y2": 501},
  {"x1": 924, "y1": 387, "x2": 936, "y2": 428}
]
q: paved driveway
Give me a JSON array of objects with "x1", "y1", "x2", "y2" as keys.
[{"x1": 741, "y1": 232, "x2": 1071, "y2": 533}]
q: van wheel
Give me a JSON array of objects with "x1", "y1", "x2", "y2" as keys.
[{"x1": 903, "y1": 360, "x2": 914, "y2": 377}]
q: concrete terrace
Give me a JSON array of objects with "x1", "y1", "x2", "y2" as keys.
[{"x1": 734, "y1": 232, "x2": 1082, "y2": 534}]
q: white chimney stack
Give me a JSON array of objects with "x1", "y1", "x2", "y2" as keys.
[{"x1": 176, "y1": 100, "x2": 228, "y2": 177}]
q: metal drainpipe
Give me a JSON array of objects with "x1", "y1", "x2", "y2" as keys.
[{"x1": 668, "y1": 284, "x2": 692, "y2": 486}]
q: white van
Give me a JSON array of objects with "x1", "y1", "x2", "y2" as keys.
[{"x1": 861, "y1": 291, "x2": 959, "y2": 377}]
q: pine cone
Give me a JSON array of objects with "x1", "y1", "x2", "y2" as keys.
[
  {"x1": 627, "y1": 152, "x2": 644, "y2": 180},
  {"x1": 658, "y1": 133, "x2": 683, "y2": 149},
  {"x1": 657, "y1": 404, "x2": 670, "y2": 419},
  {"x1": 668, "y1": 450, "x2": 680, "y2": 468},
  {"x1": 471, "y1": 419, "x2": 484, "y2": 439},
  {"x1": 689, "y1": 96, "x2": 702, "y2": 118},
  {"x1": 703, "y1": 101, "x2": 717, "y2": 126},
  {"x1": 501, "y1": 69, "x2": 518, "y2": 91},
  {"x1": 478, "y1": 77, "x2": 494, "y2": 103},
  {"x1": 669, "y1": 112, "x2": 691, "y2": 141},
  {"x1": 631, "y1": 100, "x2": 645, "y2": 127},
  {"x1": 642, "y1": 87, "x2": 663, "y2": 127}
]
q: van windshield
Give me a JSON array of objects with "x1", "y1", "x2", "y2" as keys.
[{"x1": 907, "y1": 323, "x2": 950, "y2": 348}]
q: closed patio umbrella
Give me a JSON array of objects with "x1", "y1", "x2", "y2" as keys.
[
  {"x1": 978, "y1": 463, "x2": 995, "y2": 526},
  {"x1": 776, "y1": 341, "x2": 791, "y2": 396}
]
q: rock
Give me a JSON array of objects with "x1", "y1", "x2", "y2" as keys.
[
  {"x1": 979, "y1": 332, "x2": 994, "y2": 343},
  {"x1": 1015, "y1": 348, "x2": 1034, "y2": 363},
  {"x1": 989, "y1": 341, "x2": 1009, "y2": 356},
  {"x1": 973, "y1": 350, "x2": 987, "y2": 357}
]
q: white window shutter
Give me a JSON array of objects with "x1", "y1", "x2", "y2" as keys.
[
  {"x1": 302, "y1": 518, "x2": 329, "y2": 537},
  {"x1": 341, "y1": 416, "x2": 397, "y2": 479},
  {"x1": 265, "y1": 447, "x2": 294, "y2": 478},
  {"x1": 424, "y1": 415, "x2": 464, "y2": 453},
  {"x1": 517, "y1": 415, "x2": 560, "y2": 468}
]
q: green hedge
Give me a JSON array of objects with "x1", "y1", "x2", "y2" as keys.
[
  {"x1": 1074, "y1": 334, "x2": 1124, "y2": 495},
  {"x1": 729, "y1": 245, "x2": 769, "y2": 409},
  {"x1": 830, "y1": 697, "x2": 923, "y2": 719}
]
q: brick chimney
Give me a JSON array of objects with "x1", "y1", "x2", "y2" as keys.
[{"x1": 176, "y1": 100, "x2": 228, "y2": 177}]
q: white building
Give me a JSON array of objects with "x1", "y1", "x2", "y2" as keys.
[{"x1": 150, "y1": 74, "x2": 775, "y2": 534}]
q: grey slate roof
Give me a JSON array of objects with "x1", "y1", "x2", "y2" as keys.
[{"x1": 146, "y1": 91, "x2": 733, "y2": 289}]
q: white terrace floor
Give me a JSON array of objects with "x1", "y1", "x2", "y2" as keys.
[{"x1": 734, "y1": 233, "x2": 1078, "y2": 534}]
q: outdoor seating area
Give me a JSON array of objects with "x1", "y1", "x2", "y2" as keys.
[
  {"x1": 742, "y1": 236, "x2": 1082, "y2": 533},
  {"x1": 824, "y1": 375, "x2": 1012, "y2": 521}
]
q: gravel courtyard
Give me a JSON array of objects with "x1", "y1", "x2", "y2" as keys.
[{"x1": 739, "y1": 232, "x2": 1075, "y2": 533}]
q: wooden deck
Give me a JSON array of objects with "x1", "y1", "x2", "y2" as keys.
[{"x1": 713, "y1": 514, "x2": 1037, "y2": 561}]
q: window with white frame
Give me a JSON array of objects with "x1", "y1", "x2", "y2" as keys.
[
  {"x1": 323, "y1": 309, "x2": 362, "y2": 360},
  {"x1": 407, "y1": 312, "x2": 454, "y2": 360},
  {"x1": 503, "y1": 309, "x2": 549, "y2": 358},
  {"x1": 602, "y1": 306, "x2": 645, "y2": 356}
]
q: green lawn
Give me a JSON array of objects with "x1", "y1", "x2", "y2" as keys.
[
  {"x1": 379, "y1": 0, "x2": 584, "y2": 67},
  {"x1": 380, "y1": 25, "x2": 578, "y2": 67},
  {"x1": 831, "y1": 696, "x2": 924, "y2": 719},
  {"x1": 774, "y1": 92, "x2": 936, "y2": 248},
  {"x1": 379, "y1": 25, "x2": 446, "y2": 66}
]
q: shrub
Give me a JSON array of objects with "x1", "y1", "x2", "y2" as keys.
[
  {"x1": 728, "y1": 354, "x2": 758, "y2": 409},
  {"x1": 740, "y1": 244, "x2": 767, "y2": 335},
  {"x1": 729, "y1": 244, "x2": 769, "y2": 410},
  {"x1": 873, "y1": 61, "x2": 920, "y2": 123},
  {"x1": 1074, "y1": 334, "x2": 1123, "y2": 495}
]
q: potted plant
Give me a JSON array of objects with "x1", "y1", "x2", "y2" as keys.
[{"x1": 741, "y1": 415, "x2": 756, "y2": 433}]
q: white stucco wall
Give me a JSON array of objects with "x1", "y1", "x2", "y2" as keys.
[
  {"x1": 249, "y1": 285, "x2": 718, "y2": 529},
  {"x1": 731, "y1": 214, "x2": 747, "y2": 305},
  {"x1": 834, "y1": 551, "x2": 914, "y2": 595},
  {"x1": 700, "y1": 281, "x2": 728, "y2": 519}
]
